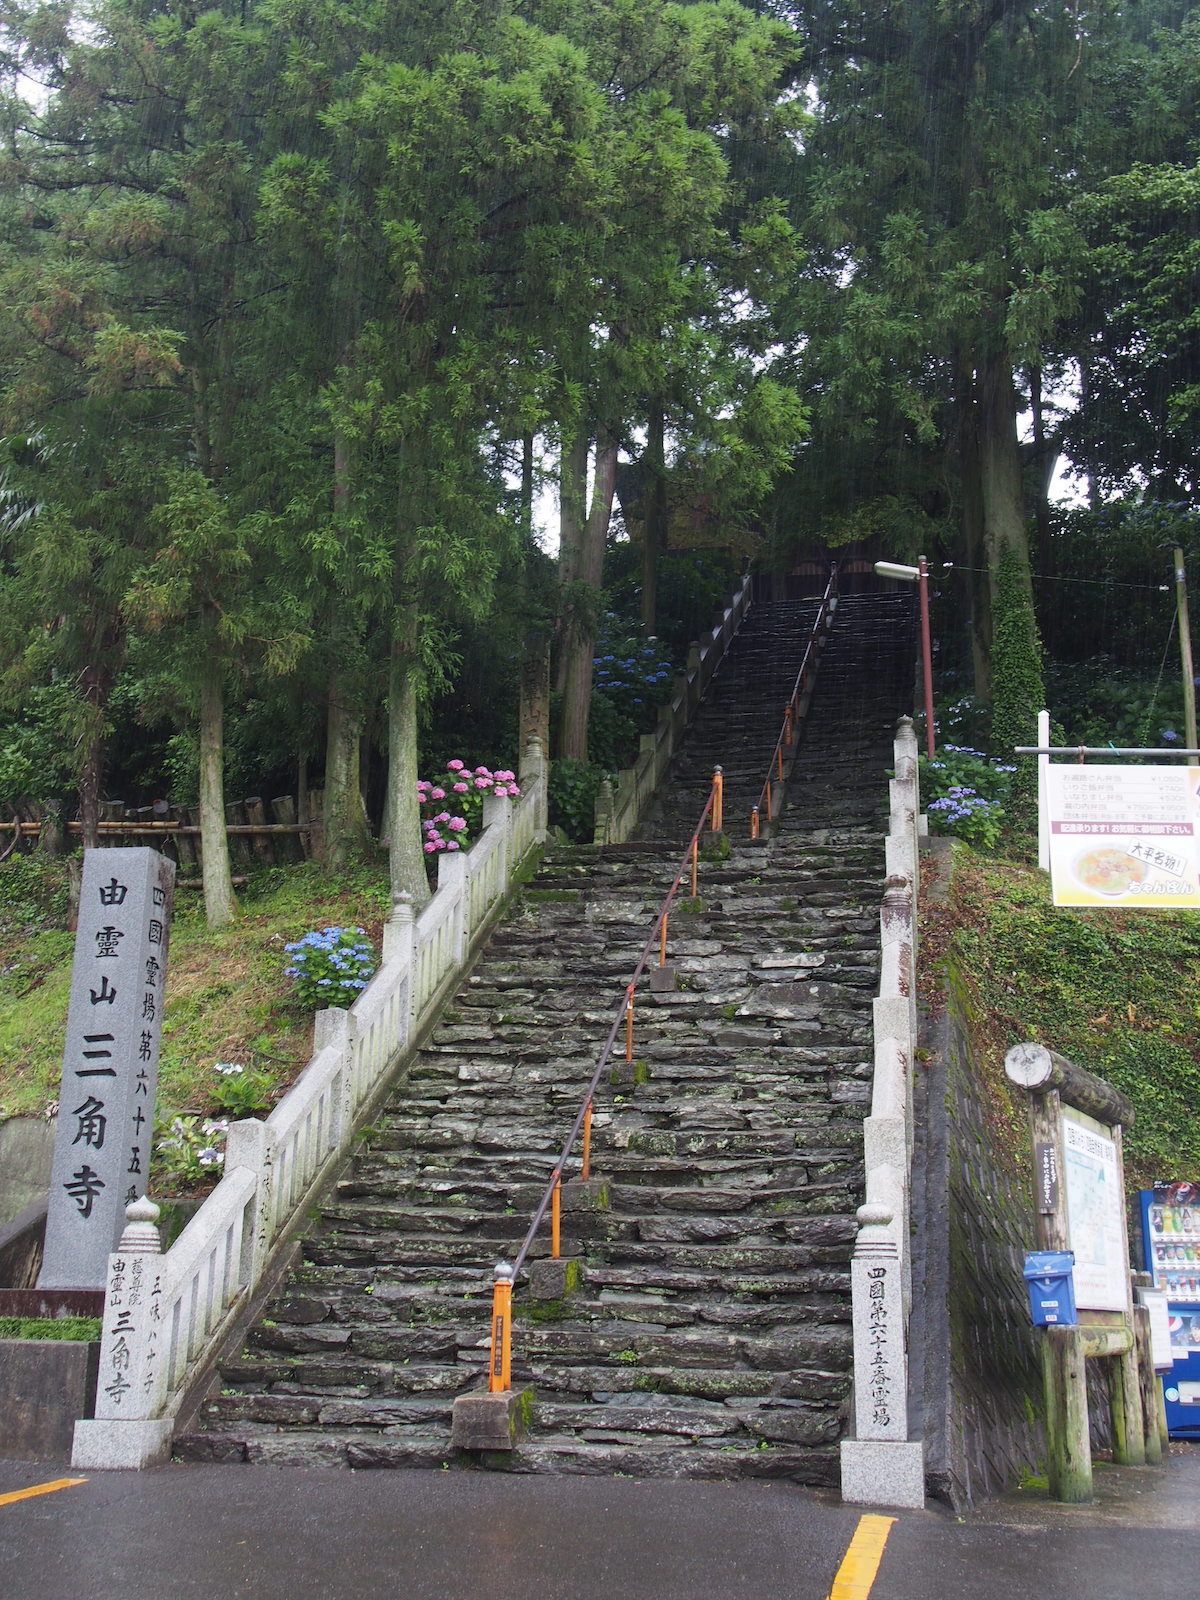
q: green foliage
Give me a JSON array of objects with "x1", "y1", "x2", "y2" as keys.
[
  {"x1": 211, "y1": 1061, "x2": 275, "y2": 1118},
  {"x1": 548, "y1": 758, "x2": 602, "y2": 843},
  {"x1": 948, "y1": 852, "x2": 1200, "y2": 1183},
  {"x1": 0, "y1": 684, "x2": 80, "y2": 808},
  {"x1": 990, "y1": 548, "x2": 1046, "y2": 805},
  {"x1": 1046, "y1": 660, "x2": 1189, "y2": 749},
  {"x1": 0, "y1": 855, "x2": 71, "y2": 931},
  {"x1": 1040, "y1": 503, "x2": 1198, "y2": 671},
  {"x1": 154, "y1": 1115, "x2": 228, "y2": 1191},
  {"x1": 0, "y1": 1317, "x2": 101, "y2": 1342},
  {"x1": 284, "y1": 926, "x2": 377, "y2": 1011}
]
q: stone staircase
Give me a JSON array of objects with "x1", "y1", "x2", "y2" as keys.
[{"x1": 176, "y1": 588, "x2": 915, "y2": 1482}]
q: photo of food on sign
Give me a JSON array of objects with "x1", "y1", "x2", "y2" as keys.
[
  {"x1": 1072, "y1": 846, "x2": 1148, "y2": 897},
  {"x1": 1046, "y1": 764, "x2": 1200, "y2": 909}
]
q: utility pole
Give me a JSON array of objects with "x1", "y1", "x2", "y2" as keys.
[{"x1": 1173, "y1": 547, "x2": 1198, "y2": 768}]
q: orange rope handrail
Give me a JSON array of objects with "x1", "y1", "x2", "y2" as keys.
[
  {"x1": 485, "y1": 767, "x2": 725, "y2": 1392},
  {"x1": 749, "y1": 563, "x2": 838, "y2": 839}
]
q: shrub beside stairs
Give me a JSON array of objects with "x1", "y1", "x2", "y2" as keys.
[{"x1": 176, "y1": 591, "x2": 914, "y2": 1481}]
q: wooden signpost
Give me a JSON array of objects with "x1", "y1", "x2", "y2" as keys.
[{"x1": 1005, "y1": 1041, "x2": 1169, "y2": 1501}]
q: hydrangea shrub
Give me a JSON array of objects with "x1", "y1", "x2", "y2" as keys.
[
  {"x1": 285, "y1": 926, "x2": 377, "y2": 1009},
  {"x1": 417, "y1": 761, "x2": 520, "y2": 855},
  {"x1": 920, "y1": 744, "x2": 1015, "y2": 850}
]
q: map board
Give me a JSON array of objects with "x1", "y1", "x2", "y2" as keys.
[
  {"x1": 1046, "y1": 763, "x2": 1200, "y2": 909},
  {"x1": 1062, "y1": 1106, "x2": 1127, "y2": 1313}
]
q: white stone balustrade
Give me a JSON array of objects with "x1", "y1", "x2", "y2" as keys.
[
  {"x1": 73, "y1": 748, "x2": 548, "y2": 1469},
  {"x1": 840, "y1": 716, "x2": 927, "y2": 1511}
]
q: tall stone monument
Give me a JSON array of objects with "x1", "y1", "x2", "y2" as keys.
[{"x1": 39, "y1": 848, "x2": 175, "y2": 1290}]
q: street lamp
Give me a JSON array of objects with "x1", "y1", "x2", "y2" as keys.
[{"x1": 874, "y1": 557, "x2": 942, "y2": 759}]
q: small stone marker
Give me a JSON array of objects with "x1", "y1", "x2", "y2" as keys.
[
  {"x1": 849, "y1": 1230, "x2": 907, "y2": 1442},
  {"x1": 40, "y1": 848, "x2": 175, "y2": 1290}
]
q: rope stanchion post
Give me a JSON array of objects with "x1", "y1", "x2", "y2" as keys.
[
  {"x1": 488, "y1": 1263, "x2": 514, "y2": 1394},
  {"x1": 581, "y1": 1099, "x2": 593, "y2": 1181},
  {"x1": 784, "y1": 705, "x2": 794, "y2": 747},
  {"x1": 750, "y1": 805, "x2": 760, "y2": 840},
  {"x1": 625, "y1": 987, "x2": 635, "y2": 1063},
  {"x1": 765, "y1": 778, "x2": 773, "y2": 821},
  {"x1": 659, "y1": 914, "x2": 668, "y2": 968},
  {"x1": 712, "y1": 767, "x2": 724, "y2": 833},
  {"x1": 691, "y1": 836, "x2": 699, "y2": 897},
  {"x1": 551, "y1": 1173, "x2": 561, "y2": 1260},
  {"x1": 775, "y1": 744, "x2": 784, "y2": 780}
]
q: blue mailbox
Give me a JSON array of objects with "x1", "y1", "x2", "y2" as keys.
[{"x1": 1023, "y1": 1250, "x2": 1077, "y2": 1327}]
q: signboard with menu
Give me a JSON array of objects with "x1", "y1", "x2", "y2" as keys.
[{"x1": 1046, "y1": 763, "x2": 1200, "y2": 908}]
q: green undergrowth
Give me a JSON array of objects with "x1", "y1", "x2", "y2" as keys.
[
  {"x1": 0, "y1": 1316, "x2": 101, "y2": 1341},
  {"x1": 932, "y1": 845, "x2": 1200, "y2": 1186},
  {"x1": 0, "y1": 856, "x2": 390, "y2": 1129}
]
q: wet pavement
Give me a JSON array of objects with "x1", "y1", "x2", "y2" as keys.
[{"x1": 0, "y1": 1447, "x2": 1195, "y2": 1600}]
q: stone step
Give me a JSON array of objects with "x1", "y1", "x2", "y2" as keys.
[{"x1": 175, "y1": 1424, "x2": 843, "y2": 1484}]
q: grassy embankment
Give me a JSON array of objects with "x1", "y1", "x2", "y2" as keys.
[
  {"x1": 0, "y1": 854, "x2": 390, "y2": 1135},
  {"x1": 924, "y1": 844, "x2": 1200, "y2": 1188}
]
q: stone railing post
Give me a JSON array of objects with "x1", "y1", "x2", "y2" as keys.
[
  {"x1": 519, "y1": 735, "x2": 549, "y2": 841},
  {"x1": 224, "y1": 1117, "x2": 275, "y2": 1283},
  {"x1": 437, "y1": 849, "x2": 469, "y2": 961},
  {"x1": 382, "y1": 891, "x2": 416, "y2": 1043},
  {"x1": 382, "y1": 890, "x2": 415, "y2": 968},
  {"x1": 481, "y1": 790, "x2": 513, "y2": 897},
  {"x1": 73, "y1": 1198, "x2": 173, "y2": 1469},
  {"x1": 312, "y1": 1005, "x2": 357, "y2": 1140}
]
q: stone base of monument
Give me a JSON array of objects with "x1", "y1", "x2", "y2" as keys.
[
  {"x1": 840, "y1": 1437, "x2": 926, "y2": 1509},
  {"x1": 450, "y1": 1388, "x2": 534, "y2": 1452},
  {"x1": 0, "y1": 1338, "x2": 100, "y2": 1461},
  {"x1": 0, "y1": 1287, "x2": 106, "y2": 1318},
  {"x1": 72, "y1": 1416, "x2": 174, "y2": 1470}
]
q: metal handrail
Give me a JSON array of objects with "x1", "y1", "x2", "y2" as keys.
[
  {"x1": 482, "y1": 768, "x2": 725, "y2": 1394},
  {"x1": 749, "y1": 563, "x2": 839, "y2": 838}
]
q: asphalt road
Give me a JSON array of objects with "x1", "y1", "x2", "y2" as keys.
[{"x1": 0, "y1": 1449, "x2": 1195, "y2": 1600}]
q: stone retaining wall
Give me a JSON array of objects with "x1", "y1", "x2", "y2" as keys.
[
  {"x1": 928, "y1": 988, "x2": 1045, "y2": 1508},
  {"x1": 921, "y1": 844, "x2": 1111, "y2": 1510}
]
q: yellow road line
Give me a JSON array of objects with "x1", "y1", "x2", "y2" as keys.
[
  {"x1": 826, "y1": 1513, "x2": 897, "y2": 1600},
  {"x1": 0, "y1": 1477, "x2": 88, "y2": 1509}
]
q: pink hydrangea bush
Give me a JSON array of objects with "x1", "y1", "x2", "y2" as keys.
[{"x1": 417, "y1": 762, "x2": 521, "y2": 856}]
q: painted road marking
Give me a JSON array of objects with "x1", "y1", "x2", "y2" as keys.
[
  {"x1": 826, "y1": 1514, "x2": 897, "y2": 1600},
  {"x1": 0, "y1": 1477, "x2": 88, "y2": 1509}
]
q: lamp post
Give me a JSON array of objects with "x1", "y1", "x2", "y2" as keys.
[{"x1": 875, "y1": 558, "x2": 939, "y2": 759}]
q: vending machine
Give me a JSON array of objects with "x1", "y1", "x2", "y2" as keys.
[{"x1": 1140, "y1": 1183, "x2": 1200, "y2": 1437}]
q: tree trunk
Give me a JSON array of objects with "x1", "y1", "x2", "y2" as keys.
[
  {"x1": 558, "y1": 427, "x2": 618, "y2": 762},
  {"x1": 554, "y1": 424, "x2": 590, "y2": 699},
  {"x1": 386, "y1": 605, "x2": 430, "y2": 905},
  {"x1": 977, "y1": 347, "x2": 1035, "y2": 605},
  {"x1": 324, "y1": 664, "x2": 367, "y2": 872},
  {"x1": 322, "y1": 431, "x2": 370, "y2": 871},
  {"x1": 76, "y1": 648, "x2": 115, "y2": 852},
  {"x1": 642, "y1": 403, "x2": 667, "y2": 635},
  {"x1": 78, "y1": 711, "x2": 105, "y2": 855},
  {"x1": 1028, "y1": 364, "x2": 1056, "y2": 575},
  {"x1": 954, "y1": 358, "x2": 991, "y2": 702},
  {"x1": 520, "y1": 432, "x2": 535, "y2": 546},
  {"x1": 198, "y1": 652, "x2": 238, "y2": 928},
  {"x1": 978, "y1": 344, "x2": 1044, "y2": 771}
]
